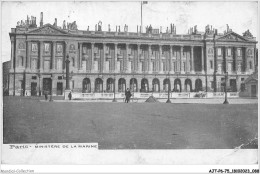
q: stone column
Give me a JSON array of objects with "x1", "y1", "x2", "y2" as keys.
[
  {"x1": 234, "y1": 47, "x2": 237, "y2": 72},
  {"x1": 159, "y1": 44, "x2": 163, "y2": 73},
  {"x1": 26, "y1": 40, "x2": 31, "y2": 70},
  {"x1": 180, "y1": 46, "x2": 184, "y2": 73},
  {"x1": 103, "y1": 43, "x2": 106, "y2": 72},
  {"x1": 39, "y1": 41, "x2": 44, "y2": 71},
  {"x1": 169, "y1": 45, "x2": 173, "y2": 73},
  {"x1": 79, "y1": 43, "x2": 82, "y2": 70},
  {"x1": 137, "y1": 44, "x2": 140, "y2": 72},
  {"x1": 114, "y1": 43, "x2": 118, "y2": 72},
  {"x1": 245, "y1": 47, "x2": 249, "y2": 73},
  {"x1": 148, "y1": 44, "x2": 152, "y2": 73},
  {"x1": 185, "y1": 47, "x2": 189, "y2": 73},
  {"x1": 52, "y1": 41, "x2": 56, "y2": 70},
  {"x1": 190, "y1": 46, "x2": 195, "y2": 74},
  {"x1": 91, "y1": 42, "x2": 95, "y2": 71},
  {"x1": 126, "y1": 43, "x2": 130, "y2": 72},
  {"x1": 10, "y1": 39, "x2": 15, "y2": 71},
  {"x1": 201, "y1": 46, "x2": 205, "y2": 74}
]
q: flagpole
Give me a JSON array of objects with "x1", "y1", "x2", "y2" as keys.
[{"x1": 141, "y1": 1, "x2": 143, "y2": 33}]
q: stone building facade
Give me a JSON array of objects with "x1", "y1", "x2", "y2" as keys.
[{"x1": 8, "y1": 14, "x2": 257, "y2": 96}]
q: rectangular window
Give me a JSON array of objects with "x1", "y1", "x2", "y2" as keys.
[
  {"x1": 217, "y1": 48, "x2": 222, "y2": 56},
  {"x1": 210, "y1": 60, "x2": 213, "y2": 69},
  {"x1": 32, "y1": 43, "x2": 38, "y2": 51},
  {"x1": 44, "y1": 43, "x2": 50, "y2": 52},
  {"x1": 237, "y1": 49, "x2": 241, "y2": 56},
  {"x1": 57, "y1": 44, "x2": 63, "y2": 53},
  {"x1": 227, "y1": 48, "x2": 231, "y2": 56}
]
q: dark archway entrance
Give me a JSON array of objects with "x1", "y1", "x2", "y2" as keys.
[
  {"x1": 43, "y1": 78, "x2": 52, "y2": 95},
  {"x1": 152, "y1": 78, "x2": 160, "y2": 92},
  {"x1": 141, "y1": 78, "x2": 149, "y2": 92},
  {"x1": 185, "y1": 79, "x2": 192, "y2": 92},
  {"x1": 118, "y1": 78, "x2": 126, "y2": 92},
  {"x1": 130, "y1": 78, "x2": 138, "y2": 92},
  {"x1": 174, "y1": 78, "x2": 181, "y2": 92},
  {"x1": 107, "y1": 78, "x2": 114, "y2": 92},
  {"x1": 195, "y1": 79, "x2": 203, "y2": 92},
  {"x1": 230, "y1": 79, "x2": 237, "y2": 92},
  {"x1": 82, "y1": 78, "x2": 91, "y2": 93},
  {"x1": 31, "y1": 82, "x2": 37, "y2": 96},
  {"x1": 57, "y1": 82, "x2": 63, "y2": 95},
  {"x1": 95, "y1": 78, "x2": 103, "y2": 92},
  {"x1": 163, "y1": 78, "x2": 170, "y2": 92}
]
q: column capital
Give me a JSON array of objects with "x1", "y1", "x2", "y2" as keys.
[
  {"x1": 114, "y1": 42, "x2": 118, "y2": 45},
  {"x1": 78, "y1": 42, "x2": 83, "y2": 45},
  {"x1": 91, "y1": 42, "x2": 95, "y2": 45},
  {"x1": 190, "y1": 45, "x2": 194, "y2": 48}
]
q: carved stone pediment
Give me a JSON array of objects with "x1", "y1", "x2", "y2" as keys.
[
  {"x1": 27, "y1": 24, "x2": 68, "y2": 35},
  {"x1": 217, "y1": 32, "x2": 247, "y2": 42}
]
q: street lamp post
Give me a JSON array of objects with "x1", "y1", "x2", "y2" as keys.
[
  {"x1": 223, "y1": 72, "x2": 229, "y2": 104},
  {"x1": 38, "y1": 70, "x2": 41, "y2": 96},
  {"x1": 49, "y1": 74, "x2": 53, "y2": 102},
  {"x1": 64, "y1": 54, "x2": 71, "y2": 100},
  {"x1": 112, "y1": 73, "x2": 117, "y2": 102},
  {"x1": 166, "y1": 72, "x2": 171, "y2": 103}
]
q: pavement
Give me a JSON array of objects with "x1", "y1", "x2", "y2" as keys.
[{"x1": 3, "y1": 96, "x2": 258, "y2": 149}]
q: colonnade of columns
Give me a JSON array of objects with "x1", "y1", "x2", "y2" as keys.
[{"x1": 77, "y1": 42, "x2": 205, "y2": 74}]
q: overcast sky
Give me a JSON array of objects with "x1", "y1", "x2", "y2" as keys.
[{"x1": 1, "y1": 1, "x2": 258, "y2": 63}]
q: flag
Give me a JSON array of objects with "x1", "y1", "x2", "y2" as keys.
[{"x1": 142, "y1": 1, "x2": 148, "y2": 4}]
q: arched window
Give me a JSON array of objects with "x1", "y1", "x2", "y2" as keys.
[
  {"x1": 82, "y1": 78, "x2": 91, "y2": 93},
  {"x1": 141, "y1": 78, "x2": 149, "y2": 92},
  {"x1": 174, "y1": 79, "x2": 181, "y2": 92},
  {"x1": 163, "y1": 78, "x2": 170, "y2": 92},
  {"x1": 152, "y1": 78, "x2": 160, "y2": 92},
  {"x1": 106, "y1": 78, "x2": 114, "y2": 92},
  {"x1": 95, "y1": 78, "x2": 103, "y2": 92},
  {"x1": 130, "y1": 78, "x2": 138, "y2": 92},
  {"x1": 185, "y1": 79, "x2": 192, "y2": 92},
  {"x1": 118, "y1": 78, "x2": 126, "y2": 92}
]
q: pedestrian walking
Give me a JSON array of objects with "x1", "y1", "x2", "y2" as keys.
[
  {"x1": 68, "y1": 92, "x2": 72, "y2": 100},
  {"x1": 125, "y1": 88, "x2": 132, "y2": 103}
]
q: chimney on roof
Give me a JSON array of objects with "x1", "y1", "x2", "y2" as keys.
[
  {"x1": 54, "y1": 18, "x2": 57, "y2": 27},
  {"x1": 40, "y1": 12, "x2": 43, "y2": 27},
  {"x1": 215, "y1": 29, "x2": 218, "y2": 35}
]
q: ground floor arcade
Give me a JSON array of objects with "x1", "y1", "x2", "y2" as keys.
[{"x1": 8, "y1": 72, "x2": 251, "y2": 96}]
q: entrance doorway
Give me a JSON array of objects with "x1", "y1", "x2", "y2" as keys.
[
  {"x1": 43, "y1": 78, "x2": 52, "y2": 95},
  {"x1": 31, "y1": 82, "x2": 37, "y2": 96},
  {"x1": 230, "y1": 79, "x2": 237, "y2": 92},
  {"x1": 57, "y1": 82, "x2": 63, "y2": 95},
  {"x1": 251, "y1": 85, "x2": 257, "y2": 97}
]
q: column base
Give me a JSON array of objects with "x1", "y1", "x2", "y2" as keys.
[
  {"x1": 181, "y1": 71, "x2": 185, "y2": 74},
  {"x1": 201, "y1": 70, "x2": 205, "y2": 74},
  {"x1": 148, "y1": 71, "x2": 152, "y2": 74},
  {"x1": 169, "y1": 71, "x2": 175, "y2": 74},
  {"x1": 159, "y1": 71, "x2": 164, "y2": 74}
]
